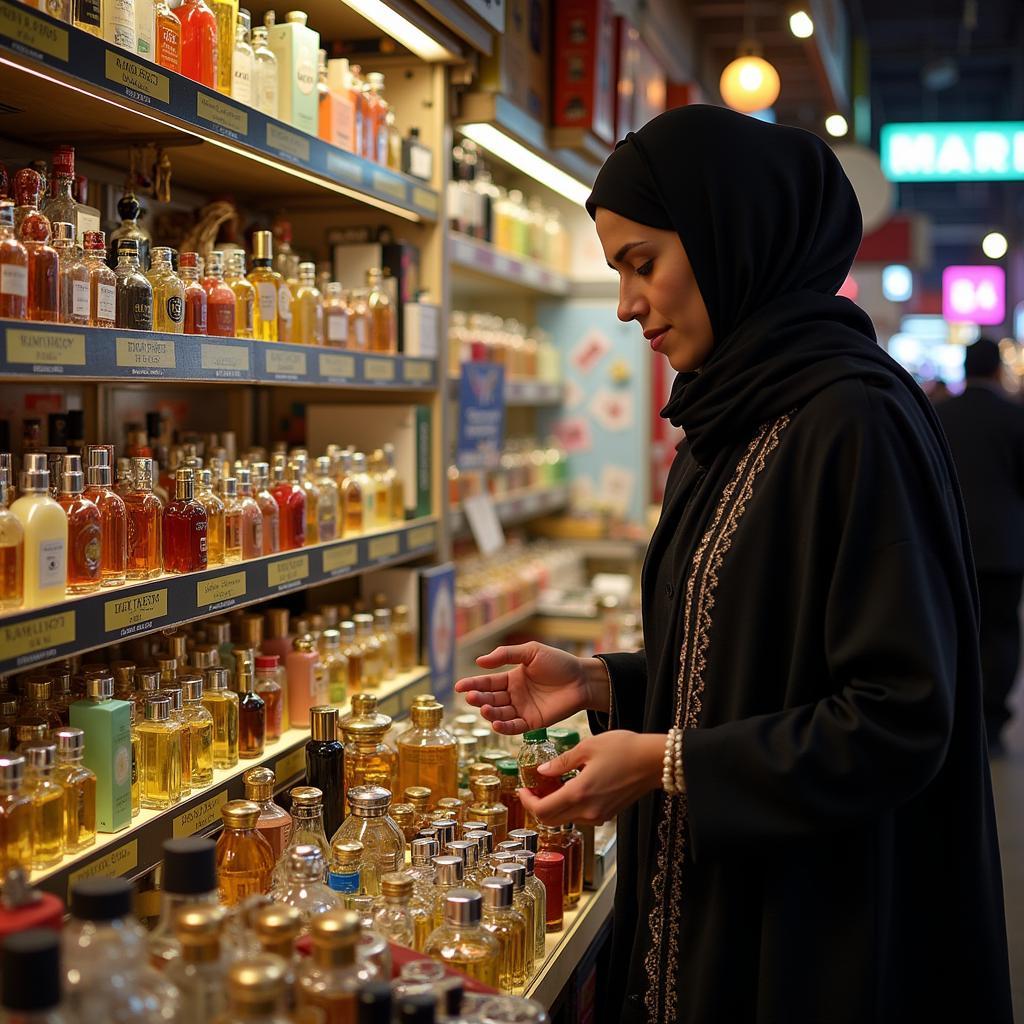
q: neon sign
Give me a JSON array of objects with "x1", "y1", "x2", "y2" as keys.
[
  {"x1": 880, "y1": 122, "x2": 1024, "y2": 182},
  {"x1": 942, "y1": 266, "x2": 1005, "y2": 326}
]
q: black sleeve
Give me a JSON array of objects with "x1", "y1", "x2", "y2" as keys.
[
  {"x1": 684, "y1": 385, "x2": 962, "y2": 858},
  {"x1": 587, "y1": 651, "x2": 648, "y2": 735}
]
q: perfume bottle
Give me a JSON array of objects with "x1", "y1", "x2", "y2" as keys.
[
  {"x1": 327, "y1": 838, "x2": 362, "y2": 896},
  {"x1": 0, "y1": 200, "x2": 28, "y2": 320},
  {"x1": 52, "y1": 221, "x2": 89, "y2": 325},
  {"x1": 286, "y1": 634, "x2": 328, "y2": 728},
  {"x1": 468, "y1": 776, "x2": 508, "y2": 845},
  {"x1": 373, "y1": 607, "x2": 397, "y2": 680},
  {"x1": 350, "y1": 452, "x2": 376, "y2": 528},
  {"x1": 275, "y1": 785, "x2": 330, "y2": 886},
  {"x1": 511, "y1": 851, "x2": 550, "y2": 950},
  {"x1": 331, "y1": 785, "x2": 404, "y2": 896},
  {"x1": 56, "y1": 454, "x2": 101, "y2": 595},
  {"x1": 14, "y1": 171, "x2": 58, "y2": 323},
  {"x1": 154, "y1": 0, "x2": 182, "y2": 71},
  {"x1": 84, "y1": 447, "x2": 127, "y2": 588},
  {"x1": 293, "y1": 262, "x2": 323, "y2": 345},
  {"x1": 532, "y1": 851, "x2": 564, "y2": 932},
  {"x1": 113, "y1": 238, "x2": 154, "y2": 330},
  {"x1": 382, "y1": 442, "x2": 404, "y2": 522},
  {"x1": 354, "y1": 614, "x2": 382, "y2": 689},
  {"x1": 202, "y1": 666, "x2": 239, "y2": 769},
  {"x1": 495, "y1": 861, "x2": 541, "y2": 960},
  {"x1": 313, "y1": 456, "x2": 339, "y2": 542},
  {"x1": 203, "y1": 250, "x2": 237, "y2": 337},
  {"x1": 339, "y1": 620, "x2": 364, "y2": 691},
  {"x1": 251, "y1": 462, "x2": 280, "y2": 554},
  {"x1": 236, "y1": 660, "x2": 266, "y2": 759},
  {"x1": 149, "y1": 837, "x2": 219, "y2": 969},
  {"x1": 318, "y1": 628, "x2": 348, "y2": 706},
  {"x1": 517, "y1": 729, "x2": 561, "y2": 796},
  {"x1": 107, "y1": 191, "x2": 151, "y2": 270},
  {"x1": 291, "y1": 455, "x2": 319, "y2": 545},
  {"x1": 366, "y1": 269, "x2": 394, "y2": 353},
  {"x1": 137, "y1": 694, "x2": 182, "y2": 809},
  {"x1": 233, "y1": 467, "x2": 263, "y2": 559},
  {"x1": 231, "y1": 8, "x2": 254, "y2": 103},
  {"x1": 221, "y1": 476, "x2": 244, "y2": 564},
  {"x1": 252, "y1": 904, "x2": 302, "y2": 1005},
  {"x1": 196, "y1": 468, "x2": 226, "y2": 565},
  {"x1": 0, "y1": 756, "x2": 33, "y2": 875},
  {"x1": 392, "y1": 604, "x2": 416, "y2": 671},
  {"x1": 251, "y1": 25, "x2": 278, "y2": 118},
  {"x1": 163, "y1": 468, "x2": 208, "y2": 573},
  {"x1": 270, "y1": 844, "x2": 341, "y2": 928},
  {"x1": 373, "y1": 871, "x2": 415, "y2": 947},
  {"x1": 247, "y1": 230, "x2": 283, "y2": 342},
  {"x1": 10, "y1": 453, "x2": 66, "y2": 608},
  {"x1": 305, "y1": 706, "x2": 344, "y2": 838},
  {"x1": 177, "y1": 0, "x2": 219, "y2": 88},
  {"x1": 124, "y1": 457, "x2": 162, "y2": 580},
  {"x1": 180, "y1": 674, "x2": 215, "y2": 788},
  {"x1": 479, "y1": 874, "x2": 528, "y2": 990},
  {"x1": 52, "y1": 727, "x2": 97, "y2": 854},
  {"x1": 496, "y1": 760, "x2": 524, "y2": 833},
  {"x1": 180, "y1": 252, "x2": 208, "y2": 334},
  {"x1": 82, "y1": 230, "x2": 116, "y2": 327},
  {"x1": 215, "y1": 799, "x2": 275, "y2": 905},
  {"x1": 270, "y1": 458, "x2": 305, "y2": 550},
  {"x1": 253, "y1": 656, "x2": 283, "y2": 742},
  {"x1": 243, "y1": 767, "x2": 292, "y2": 859},
  {"x1": 348, "y1": 288, "x2": 369, "y2": 350},
  {"x1": 322, "y1": 282, "x2": 349, "y2": 347},
  {"x1": 148, "y1": 247, "x2": 185, "y2": 333},
  {"x1": 165, "y1": 905, "x2": 226, "y2": 1021},
  {"x1": 225, "y1": 251, "x2": 256, "y2": 339},
  {"x1": 342, "y1": 708, "x2": 397, "y2": 809},
  {"x1": 296, "y1": 910, "x2": 375, "y2": 1021},
  {"x1": 208, "y1": 0, "x2": 237, "y2": 94},
  {"x1": 21, "y1": 744, "x2": 64, "y2": 869},
  {"x1": 424, "y1": 889, "x2": 500, "y2": 987},
  {"x1": 2, "y1": 929, "x2": 71, "y2": 1024},
  {"x1": 222, "y1": 954, "x2": 291, "y2": 1024}
]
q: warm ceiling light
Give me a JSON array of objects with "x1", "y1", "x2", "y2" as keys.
[
  {"x1": 789, "y1": 9, "x2": 814, "y2": 37},
  {"x1": 339, "y1": 0, "x2": 454, "y2": 61},
  {"x1": 982, "y1": 231, "x2": 1008, "y2": 259},
  {"x1": 720, "y1": 52, "x2": 781, "y2": 114},
  {"x1": 825, "y1": 114, "x2": 849, "y2": 138},
  {"x1": 458, "y1": 123, "x2": 592, "y2": 206}
]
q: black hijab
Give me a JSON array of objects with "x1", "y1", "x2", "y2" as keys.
[{"x1": 586, "y1": 105, "x2": 943, "y2": 470}]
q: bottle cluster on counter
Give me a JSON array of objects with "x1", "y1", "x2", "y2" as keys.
[
  {"x1": 1, "y1": 163, "x2": 398, "y2": 349},
  {"x1": 0, "y1": 434, "x2": 407, "y2": 610},
  {"x1": 448, "y1": 312, "x2": 561, "y2": 383},
  {"x1": 448, "y1": 440, "x2": 568, "y2": 508},
  {"x1": 449, "y1": 141, "x2": 567, "y2": 271}
]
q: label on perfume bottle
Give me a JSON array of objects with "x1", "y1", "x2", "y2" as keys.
[
  {"x1": 1, "y1": 264, "x2": 27, "y2": 299},
  {"x1": 322, "y1": 541, "x2": 358, "y2": 575},
  {"x1": 367, "y1": 534, "x2": 400, "y2": 562},
  {"x1": 255, "y1": 281, "x2": 277, "y2": 323},
  {"x1": 2, "y1": 611, "x2": 75, "y2": 664},
  {"x1": 278, "y1": 284, "x2": 292, "y2": 323},
  {"x1": 201, "y1": 343, "x2": 249, "y2": 375},
  {"x1": 96, "y1": 283, "x2": 116, "y2": 322},
  {"x1": 116, "y1": 336, "x2": 176, "y2": 370},
  {"x1": 266, "y1": 123, "x2": 310, "y2": 162},
  {"x1": 72, "y1": 279, "x2": 90, "y2": 317},
  {"x1": 172, "y1": 789, "x2": 227, "y2": 837},
  {"x1": 265, "y1": 348, "x2": 307, "y2": 377},
  {"x1": 325, "y1": 314, "x2": 348, "y2": 345},
  {"x1": 6, "y1": 328, "x2": 86, "y2": 366},
  {"x1": 276, "y1": 745, "x2": 305, "y2": 783},
  {"x1": 408, "y1": 524, "x2": 437, "y2": 550},
  {"x1": 104, "y1": 588, "x2": 168, "y2": 632},
  {"x1": 318, "y1": 352, "x2": 355, "y2": 380},
  {"x1": 166, "y1": 295, "x2": 184, "y2": 324},
  {"x1": 105, "y1": 51, "x2": 169, "y2": 104},
  {"x1": 38, "y1": 538, "x2": 66, "y2": 588},
  {"x1": 197, "y1": 92, "x2": 249, "y2": 139},
  {"x1": 0, "y1": 2, "x2": 69, "y2": 59},
  {"x1": 67, "y1": 840, "x2": 138, "y2": 898},
  {"x1": 267, "y1": 554, "x2": 309, "y2": 589},
  {"x1": 196, "y1": 570, "x2": 247, "y2": 609},
  {"x1": 364, "y1": 358, "x2": 395, "y2": 382}
]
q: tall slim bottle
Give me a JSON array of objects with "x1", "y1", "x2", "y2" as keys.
[
  {"x1": 180, "y1": 252, "x2": 208, "y2": 334},
  {"x1": 82, "y1": 230, "x2": 116, "y2": 327},
  {"x1": 235, "y1": 467, "x2": 263, "y2": 559},
  {"x1": 138, "y1": 694, "x2": 182, "y2": 810},
  {"x1": 225, "y1": 251, "x2": 255, "y2": 339},
  {"x1": 247, "y1": 230, "x2": 282, "y2": 341},
  {"x1": 203, "y1": 250, "x2": 236, "y2": 337},
  {"x1": 270, "y1": 458, "x2": 305, "y2": 551},
  {"x1": 292, "y1": 261, "x2": 322, "y2": 345},
  {"x1": 56, "y1": 454, "x2": 102, "y2": 595},
  {"x1": 305, "y1": 706, "x2": 344, "y2": 838},
  {"x1": 236, "y1": 660, "x2": 266, "y2": 759},
  {"x1": 0, "y1": 200, "x2": 28, "y2": 321},
  {"x1": 52, "y1": 727, "x2": 97, "y2": 854},
  {"x1": 21, "y1": 744, "x2": 64, "y2": 869},
  {"x1": 201, "y1": 666, "x2": 239, "y2": 769},
  {"x1": 148, "y1": 247, "x2": 185, "y2": 333},
  {"x1": 251, "y1": 25, "x2": 278, "y2": 118},
  {"x1": 53, "y1": 221, "x2": 89, "y2": 326},
  {"x1": 84, "y1": 447, "x2": 127, "y2": 588},
  {"x1": 196, "y1": 468, "x2": 225, "y2": 565},
  {"x1": 220, "y1": 476, "x2": 243, "y2": 564},
  {"x1": 14, "y1": 171, "x2": 58, "y2": 323},
  {"x1": 155, "y1": 0, "x2": 182, "y2": 71},
  {"x1": 181, "y1": 674, "x2": 215, "y2": 788},
  {"x1": 209, "y1": 0, "x2": 238, "y2": 95},
  {"x1": 252, "y1": 462, "x2": 280, "y2": 554},
  {"x1": 243, "y1": 767, "x2": 292, "y2": 859},
  {"x1": 231, "y1": 9, "x2": 254, "y2": 104},
  {"x1": 124, "y1": 456, "x2": 162, "y2": 580},
  {"x1": 163, "y1": 467, "x2": 208, "y2": 573},
  {"x1": 10, "y1": 454, "x2": 66, "y2": 609}
]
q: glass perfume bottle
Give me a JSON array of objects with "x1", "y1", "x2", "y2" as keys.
[
  {"x1": 225, "y1": 251, "x2": 256, "y2": 339},
  {"x1": 291, "y1": 455, "x2": 319, "y2": 545},
  {"x1": 215, "y1": 799, "x2": 275, "y2": 905},
  {"x1": 177, "y1": 0, "x2": 218, "y2": 88},
  {"x1": 342, "y1": 709, "x2": 397, "y2": 809},
  {"x1": 314, "y1": 456, "x2": 339, "y2": 542},
  {"x1": 233, "y1": 467, "x2": 263, "y2": 560},
  {"x1": 468, "y1": 776, "x2": 508, "y2": 845},
  {"x1": 496, "y1": 861, "x2": 541, "y2": 961},
  {"x1": 517, "y1": 729, "x2": 561, "y2": 796},
  {"x1": 252, "y1": 901, "x2": 302, "y2": 999},
  {"x1": 21, "y1": 744, "x2": 64, "y2": 869},
  {"x1": 10, "y1": 453, "x2": 66, "y2": 609},
  {"x1": 180, "y1": 674, "x2": 214, "y2": 788},
  {"x1": 425, "y1": 888, "x2": 500, "y2": 988},
  {"x1": 138, "y1": 694, "x2": 182, "y2": 809},
  {"x1": 348, "y1": 288, "x2": 369, "y2": 350},
  {"x1": 0, "y1": 200, "x2": 29, "y2": 321},
  {"x1": 180, "y1": 252, "x2": 208, "y2": 334},
  {"x1": 107, "y1": 191, "x2": 150, "y2": 270},
  {"x1": 331, "y1": 785, "x2": 404, "y2": 896},
  {"x1": 222, "y1": 954, "x2": 291, "y2": 1024},
  {"x1": 208, "y1": 0, "x2": 236, "y2": 94},
  {"x1": 123, "y1": 456, "x2": 162, "y2": 580},
  {"x1": 247, "y1": 230, "x2": 282, "y2": 342},
  {"x1": 372, "y1": 608, "x2": 397, "y2": 680},
  {"x1": 83, "y1": 447, "x2": 127, "y2": 588},
  {"x1": 56, "y1": 454, "x2": 102, "y2": 595},
  {"x1": 251, "y1": 25, "x2": 278, "y2": 119},
  {"x1": 2, "y1": 929, "x2": 71, "y2": 1024},
  {"x1": 149, "y1": 837, "x2": 219, "y2": 969},
  {"x1": 203, "y1": 250, "x2": 237, "y2": 337},
  {"x1": 113, "y1": 238, "x2": 153, "y2": 329},
  {"x1": 318, "y1": 628, "x2": 348, "y2": 706},
  {"x1": 53, "y1": 221, "x2": 89, "y2": 326},
  {"x1": 322, "y1": 282, "x2": 349, "y2": 347},
  {"x1": 532, "y1": 851, "x2": 564, "y2": 932},
  {"x1": 270, "y1": 844, "x2": 341, "y2": 928},
  {"x1": 397, "y1": 698, "x2": 458, "y2": 806},
  {"x1": 391, "y1": 604, "x2": 416, "y2": 671},
  {"x1": 286, "y1": 634, "x2": 328, "y2": 728},
  {"x1": 154, "y1": 0, "x2": 182, "y2": 71},
  {"x1": 14, "y1": 171, "x2": 59, "y2": 324},
  {"x1": 354, "y1": 614, "x2": 382, "y2": 689},
  {"x1": 292, "y1": 262, "x2": 323, "y2": 345},
  {"x1": 163, "y1": 468, "x2": 207, "y2": 573},
  {"x1": 253, "y1": 656, "x2": 283, "y2": 742},
  {"x1": 270, "y1": 457, "x2": 305, "y2": 551},
  {"x1": 230, "y1": 8, "x2": 254, "y2": 103},
  {"x1": 373, "y1": 871, "x2": 415, "y2": 947},
  {"x1": 479, "y1": 874, "x2": 528, "y2": 990},
  {"x1": 202, "y1": 666, "x2": 239, "y2": 769},
  {"x1": 82, "y1": 230, "x2": 116, "y2": 327},
  {"x1": 221, "y1": 476, "x2": 244, "y2": 565},
  {"x1": 305, "y1": 705, "x2": 344, "y2": 838},
  {"x1": 274, "y1": 785, "x2": 330, "y2": 887},
  {"x1": 366, "y1": 267, "x2": 394, "y2": 353},
  {"x1": 0, "y1": 756, "x2": 33, "y2": 874},
  {"x1": 165, "y1": 905, "x2": 226, "y2": 1021},
  {"x1": 251, "y1": 462, "x2": 280, "y2": 555},
  {"x1": 382, "y1": 443, "x2": 404, "y2": 522},
  {"x1": 236, "y1": 660, "x2": 266, "y2": 759},
  {"x1": 243, "y1": 767, "x2": 292, "y2": 859},
  {"x1": 52, "y1": 727, "x2": 97, "y2": 854},
  {"x1": 340, "y1": 621, "x2": 364, "y2": 690},
  {"x1": 327, "y1": 838, "x2": 362, "y2": 897},
  {"x1": 196, "y1": 468, "x2": 226, "y2": 565},
  {"x1": 297, "y1": 910, "x2": 376, "y2": 1020},
  {"x1": 148, "y1": 246, "x2": 185, "y2": 333},
  {"x1": 340, "y1": 453, "x2": 364, "y2": 536}
]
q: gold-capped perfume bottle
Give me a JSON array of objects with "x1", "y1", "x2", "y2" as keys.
[
  {"x1": 138, "y1": 694, "x2": 183, "y2": 810},
  {"x1": 397, "y1": 697, "x2": 458, "y2": 805},
  {"x1": 215, "y1": 799, "x2": 275, "y2": 905},
  {"x1": 202, "y1": 666, "x2": 239, "y2": 769}
]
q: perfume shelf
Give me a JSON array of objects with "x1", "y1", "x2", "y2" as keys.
[
  {"x1": 27, "y1": 663, "x2": 432, "y2": 901},
  {"x1": 446, "y1": 376, "x2": 564, "y2": 407},
  {"x1": 449, "y1": 234, "x2": 570, "y2": 298},
  {"x1": 0, "y1": 0, "x2": 440, "y2": 218},
  {"x1": 0, "y1": 321, "x2": 438, "y2": 390},
  {"x1": 455, "y1": 600, "x2": 539, "y2": 653},
  {"x1": 449, "y1": 484, "x2": 571, "y2": 538},
  {"x1": 0, "y1": 517, "x2": 438, "y2": 677}
]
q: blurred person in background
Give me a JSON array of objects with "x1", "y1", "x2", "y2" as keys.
[{"x1": 937, "y1": 336, "x2": 1024, "y2": 754}]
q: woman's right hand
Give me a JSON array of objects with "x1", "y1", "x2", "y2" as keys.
[{"x1": 454, "y1": 642, "x2": 597, "y2": 735}]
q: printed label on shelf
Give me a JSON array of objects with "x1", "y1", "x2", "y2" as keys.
[
  {"x1": 200, "y1": 342, "x2": 250, "y2": 375},
  {"x1": 116, "y1": 336, "x2": 175, "y2": 370},
  {"x1": 276, "y1": 745, "x2": 305, "y2": 784},
  {"x1": 363, "y1": 358, "x2": 395, "y2": 382},
  {"x1": 412, "y1": 187, "x2": 439, "y2": 215},
  {"x1": 325, "y1": 149, "x2": 363, "y2": 182},
  {"x1": 0, "y1": 2, "x2": 69, "y2": 59},
  {"x1": 367, "y1": 533, "x2": 400, "y2": 562},
  {"x1": 104, "y1": 588, "x2": 168, "y2": 633},
  {"x1": 318, "y1": 352, "x2": 355, "y2": 381},
  {"x1": 196, "y1": 570, "x2": 246, "y2": 609},
  {"x1": 322, "y1": 542, "x2": 358, "y2": 575},
  {"x1": 407, "y1": 524, "x2": 437, "y2": 550},
  {"x1": 371, "y1": 169, "x2": 406, "y2": 202},
  {"x1": 172, "y1": 789, "x2": 228, "y2": 838},
  {"x1": 104, "y1": 51, "x2": 170, "y2": 103},
  {"x1": 67, "y1": 840, "x2": 138, "y2": 899},
  {"x1": 6, "y1": 328, "x2": 86, "y2": 366},
  {"x1": 266, "y1": 123, "x2": 310, "y2": 163},
  {"x1": 463, "y1": 493, "x2": 505, "y2": 557},
  {"x1": 402, "y1": 359, "x2": 432, "y2": 383},
  {"x1": 267, "y1": 554, "x2": 309, "y2": 589},
  {"x1": 196, "y1": 91, "x2": 248, "y2": 138},
  {"x1": 265, "y1": 348, "x2": 307, "y2": 377},
  {"x1": 2, "y1": 610, "x2": 75, "y2": 663}
]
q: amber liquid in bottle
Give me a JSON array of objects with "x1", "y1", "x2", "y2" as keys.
[
  {"x1": 163, "y1": 468, "x2": 208, "y2": 573},
  {"x1": 53, "y1": 731, "x2": 97, "y2": 853},
  {"x1": 397, "y1": 701, "x2": 459, "y2": 805},
  {"x1": 83, "y1": 447, "x2": 128, "y2": 588},
  {"x1": 57, "y1": 455, "x2": 102, "y2": 595},
  {"x1": 196, "y1": 469, "x2": 225, "y2": 566},
  {"x1": 238, "y1": 686, "x2": 266, "y2": 759},
  {"x1": 0, "y1": 767, "x2": 33, "y2": 874},
  {"x1": 22, "y1": 750, "x2": 64, "y2": 869},
  {"x1": 216, "y1": 800, "x2": 275, "y2": 905},
  {"x1": 202, "y1": 669, "x2": 239, "y2": 770},
  {"x1": 138, "y1": 696, "x2": 183, "y2": 810},
  {"x1": 124, "y1": 458, "x2": 162, "y2": 580}
]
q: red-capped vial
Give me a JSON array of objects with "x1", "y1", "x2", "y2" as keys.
[{"x1": 534, "y1": 850, "x2": 565, "y2": 932}]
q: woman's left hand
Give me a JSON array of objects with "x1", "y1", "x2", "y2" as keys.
[{"x1": 517, "y1": 730, "x2": 665, "y2": 827}]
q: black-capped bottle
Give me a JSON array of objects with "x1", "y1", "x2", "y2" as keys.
[
  {"x1": 305, "y1": 705, "x2": 344, "y2": 839},
  {"x1": 113, "y1": 239, "x2": 153, "y2": 330},
  {"x1": 1, "y1": 928, "x2": 70, "y2": 1024},
  {"x1": 148, "y1": 837, "x2": 219, "y2": 969}
]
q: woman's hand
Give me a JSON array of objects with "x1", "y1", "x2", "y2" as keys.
[
  {"x1": 517, "y1": 730, "x2": 665, "y2": 826},
  {"x1": 454, "y1": 642, "x2": 603, "y2": 736}
]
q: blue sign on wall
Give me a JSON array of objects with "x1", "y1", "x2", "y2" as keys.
[
  {"x1": 421, "y1": 563, "x2": 456, "y2": 702},
  {"x1": 456, "y1": 362, "x2": 506, "y2": 470}
]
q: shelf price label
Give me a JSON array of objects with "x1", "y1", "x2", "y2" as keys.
[
  {"x1": 402, "y1": 359, "x2": 433, "y2": 383},
  {"x1": 276, "y1": 746, "x2": 305, "y2": 784},
  {"x1": 267, "y1": 554, "x2": 309, "y2": 590},
  {"x1": 196, "y1": 92, "x2": 248, "y2": 139},
  {"x1": 173, "y1": 790, "x2": 227, "y2": 838},
  {"x1": 266, "y1": 123, "x2": 310, "y2": 163},
  {"x1": 104, "y1": 51, "x2": 170, "y2": 103},
  {"x1": 367, "y1": 534, "x2": 400, "y2": 562},
  {"x1": 196, "y1": 571, "x2": 246, "y2": 610},
  {"x1": 318, "y1": 352, "x2": 356, "y2": 381},
  {"x1": 371, "y1": 169, "x2": 406, "y2": 202},
  {"x1": 2, "y1": 610, "x2": 75, "y2": 666},
  {"x1": 407, "y1": 524, "x2": 437, "y2": 551},
  {"x1": 264, "y1": 348, "x2": 307, "y2": 378},
  {"x1": 6, "y1": 328, "x2": 85, "y2": 368},
  {"x1": 0, "y1": 2, "x2": 69, "y2": 59},
  {"x1": 363, "y1": 358, "x2": 395, "y2": 383},
  {"x1": 116, "y1": 337, "x2": 175, "y2": 373},
  {"x1": 67, "y1": 840, "x2": 138, "y2": 899},
  {"x1": 104, "y1": 589, "x2": 168, "y2": 634},
  {"x1": 412, "y1": 187, "x2": 439, "y2": 215},
  {"x1": 322, "y1": 542, "x2": 358, "y2": 576},
  {"x1": 200, "y1": 342, "x2": 250, "y2": 376}
]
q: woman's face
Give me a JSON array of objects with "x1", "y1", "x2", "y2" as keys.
[{"x1": 596, "y1": 208, "x2": 713, "y2": 372}]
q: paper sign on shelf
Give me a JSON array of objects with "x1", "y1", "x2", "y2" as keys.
[{"x1": 462, "y1": 493, "x2": 505, "y2": 557}]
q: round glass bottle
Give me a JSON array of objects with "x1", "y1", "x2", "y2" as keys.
[{"x1": 331, "y1": 785, "x2": 405, "y2": 895}]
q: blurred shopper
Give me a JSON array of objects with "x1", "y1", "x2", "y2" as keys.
[
  {"x1": 457, "y1": 106, "x2": 1012, "y2": 1024},
  {"x1": 937, "y1": 337, "x2": 1024, "y2": 752}
]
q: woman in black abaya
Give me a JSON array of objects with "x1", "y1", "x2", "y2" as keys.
[{"x1": 456, "y1": 105, "x2": 1012, "y2": 1022}]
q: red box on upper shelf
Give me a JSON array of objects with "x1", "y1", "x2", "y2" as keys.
[{"x1": 551, "y1": 0, "x2": 617, "y2": 146}]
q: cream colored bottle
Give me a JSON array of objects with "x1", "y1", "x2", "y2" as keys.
[{"x1": 10, "y1": 454, "x2": 67, "y2": 608}]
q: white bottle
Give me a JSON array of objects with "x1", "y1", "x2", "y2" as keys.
[
  {"x1": 232, "y1": 8, "x2": 255, "y2": 105},
  {"x1": 10, "y1": 454, "x2": 67, "y2": 609},
  {"x1": 103, "y1": 0, "x2": 137, "y2": 51},
  {"x1": 251, "y1": 25, "x2": 279, "y2": 118},
  {"x1": 135, "y1": 0, "x2": 154, "y2": 61}
]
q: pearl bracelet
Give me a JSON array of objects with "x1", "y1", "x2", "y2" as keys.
[{"x1": 662, "y1": 727, "x2": 685, "y2": 796}]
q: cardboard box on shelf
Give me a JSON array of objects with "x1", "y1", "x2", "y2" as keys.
[
  {"x1": 479, "y1": 0, "x2": 551, "y2": 124},
  {"x1": 552, "y1": 0, "x2": 617, "y2": 146}
]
